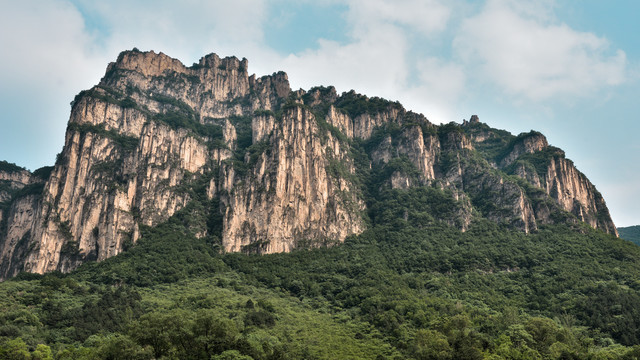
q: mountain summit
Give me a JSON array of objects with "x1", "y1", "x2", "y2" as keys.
[{"x1": 0, "y1": 49, "x2": 617, "y2": 279}]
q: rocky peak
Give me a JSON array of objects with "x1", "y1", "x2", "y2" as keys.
[
  {"x1": 0, "y1": 50, "x2": 620, "y2": 280},
  {"x1": 109, "y1": 49, "x2": 186, "y2": 78},
  {"x1": 303, "y1": 86, "x2": 339, "y2": 107},
  {"x1": 500, "y1": 131, "x2": 549, "y2": 167},
  {"x1": 439, "y1": 123, "x2": 473, "y2": 151},
  {"x1": 196, "y1": 53, "x2": 248, "y2": 73},
  {"x1": 462, "y1": 114, "x2": 480, "y2": 125},
  {"x1": 250, "y1": 71, "x2": 290, "y2": 100}
]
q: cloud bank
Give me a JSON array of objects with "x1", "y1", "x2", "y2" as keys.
[{"x1": 454, "y1": 0, "x2": 627, "y2": 101}]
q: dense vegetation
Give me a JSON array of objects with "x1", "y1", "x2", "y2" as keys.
[
  {"x1": 0, "y1": 160, "x2": 25, "y2": 174},
  {"x1": 619, "y1": 226, "x2": 640, "y2": 246},
  {"x1": 2, "y1": 184, "x2": 640, "y2": 359},
  {"x1": 335, "y1": 91, "x2": 403, "y2": 119},
  {"x1": 66, "y1": 123, "x2": 139, "y2": 153}
]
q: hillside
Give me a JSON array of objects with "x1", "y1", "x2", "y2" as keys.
[
  {"x1": 0, "y1": 49, "x2": 635, "y2": 358},
  {"x1": 1, "y1": 207, "x2": 639, "y2": 358},
  {"x1": 619, "y1": 225, "x2": 640, "y2": 245},
  {"x1": 0, "y1": 49, "x2": 617, "y2": 280}
]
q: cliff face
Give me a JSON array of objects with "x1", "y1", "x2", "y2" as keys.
[
  {"x1": 0, "y1": 50, "x2": 618, "y2": 278},
  {"x1": 222, "y1": 106, "x2": 365, "y2": 253},
  {"x1": 467, "y1": 124, "x2": 618, "y2": 236}
]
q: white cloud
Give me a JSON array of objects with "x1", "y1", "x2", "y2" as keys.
[
  {"x1": 416, "y1": 57, "x2": 466, "y2": 104},
  {"x1": 0, "y1": 0, "x2": 106, "y2": 169},
  {"x1": 282, "y1": 23, "x2": 408, "y2": 95},
  {"x1": 0, "y1": 1, "x2": 104, "y2": 92},
  {"x1": 397, "y1": 57, "x2": 466, "y2": 123},
  {"x1": 347, "y1": 0, "x2": 451, "y2": 37},
  {"x1": 454, "y1": 0, "x2": 627, "y2": 101},
  {"x1": 277, "y1": 0, "x2": 461, "y2": 123},
  {"x1": 72, "y1": 0, "x2": 269, "y2": 64}
]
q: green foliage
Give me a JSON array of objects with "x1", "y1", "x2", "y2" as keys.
[
  {"x1": 75, "y1": 233, "x2": 224, "y2": 287},
  {"x1": 154, "y1": 112, "x2": 225, "y2": 146},
  {"x1": 71, "y1": 86, "x2": 137, "y2": 110},
  {"x1": 438, "y1": 121, "x2": 464, "y2": 138},
  {"x1": 59, "y1": 241, "x2": 80, "y2": 263},
  {"x1": 461, "y1": 121, "x2": 515, "y2": 162},
  {"x1": 0, "y1": 338, "x2": 32, "y2": 360},
  {"x1": 31, "y1": 167, "x2": 53, "y2": 181},
  {"x1": 160, "y1": 70, "x2": 201, "y2": 87},
  {"x1": 574, "y1": 282, "x2": 640, "y2": 346},
  {"x1": 67, "y1": 122, "x2": 139, "y2": 152},
  {"x1": 496, "y1": 130, "x2": 545, "y2": 162},
  {"x1": 119, "y1": 96, "x2": 137, "y2": 109},
  {"x1": 301, "y1": 85, "x2": 336, "y2": 105},
  {"x1": 3, "y1": 208, "x2": 640, "y2": 358},
  {"x1": 0, "y1": 161, "x2": 25, "y2": 173},
  {"x1": 90, "y1": 160, "x2": 121, "y2": 175},
  {"x1": 12, "y1": 183, "x2": 45, "y2": 199},
  {"x1": 360, "y1": 122, "x2": 402, "y2": 153},
  {"x1": 315, "y1": 110, "x2": 349, "y2": 144},
  {"x1": 369, "y1": 186, "x2": 465, "y2": 229},
  {"x1": 85, "y1": 333, "x2": 152, "y2": 360},
  {"x1": 229, "y1": 115, "x2": 253, "y2": 153},
  {"x1": 244, "y1": 309, "x2": 275, "y2": 328},
  {"x1": 228, "y1": 115, "x2": 273, "y2": 179},
  {"x1": 505, "y1": 146, "x2": 566, "y2": 179},
  {"x1": 150, "y1": 94, "x2": 227, "y2": 144},
  {"x1": 619, "y1": 225, "x2": 640, "y2": 246},
  {"x1": 71, "y1": 286, "x2": 143, "y2": 341},
  {"x1": 227, "y1": 94, "x2": 253, "y2": 108},
  {"x1": 335, "y1": 90, "x2": 403, "y2": 119},
  {"x1": 151, "y1": 94, "x2": 196, "y2": 118}
]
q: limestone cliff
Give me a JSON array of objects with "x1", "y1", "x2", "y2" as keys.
[
  {"x1": 0, "y1": 50, "x2": 619, "y2": 279},
  {"x1": 464, "y1": 120, "x2": 618, "y2": 236},
  {"x1": 222, "y1": 105, "x2": 365, "y2": 253},
  {"x1": 0, "y1": 163, "x2": 49, "y2": 278}
]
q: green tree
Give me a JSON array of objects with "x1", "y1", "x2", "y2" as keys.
[
  {"x1": 0, "y1": 338, "x2": 31, "y2": 360},
  {"x1": 30, "y1": 344, "x2": 53, "y2": 360},
  {"x1": 413, "y1": 329, "x2": 452, "y2": 360}
]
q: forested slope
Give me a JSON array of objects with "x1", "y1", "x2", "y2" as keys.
[
  {"x1": 1, "y1": 191, "x2": 640, "y2": 359},
  {"x1": 619, "y1": 225, "x2": 640, "y2": 246}
]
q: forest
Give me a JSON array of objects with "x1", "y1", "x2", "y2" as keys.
[{"x1": 619, "y1": 226, "x2": 640, "y2": 246}]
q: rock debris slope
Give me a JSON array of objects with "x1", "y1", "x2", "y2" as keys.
[{"x1": 0, "y1": 50, "x2": 617, "y2": 279}]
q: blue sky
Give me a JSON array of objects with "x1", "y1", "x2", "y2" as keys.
[{"x1": 0, "y1": 0, "x2": 638, "y2": 227}]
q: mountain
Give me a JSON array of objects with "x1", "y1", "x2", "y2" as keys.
[
  {"x1": 0, "y1": 49, "x2": 637, "y2": 359},
  {"x1": 0, "y1": 49, "x2": 617, "y2": 280},
  {"x1": 619, "y1": 225, "x2": 640, "y2": 245}
]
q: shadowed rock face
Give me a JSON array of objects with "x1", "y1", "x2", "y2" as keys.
[{"x1": 0, "y1": 50, "x2": 618, "y2": 279}]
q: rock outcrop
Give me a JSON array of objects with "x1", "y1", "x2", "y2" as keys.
[
  {"x1": 0, "y1": 50, "x2": 619, "y2": 279},
  {"x1": 222, "y1": 106, "x2": 365, "y2": 253}
]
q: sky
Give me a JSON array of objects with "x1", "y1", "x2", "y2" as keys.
[{"x1": 0, "y1": 0, "x2": 638, "y2": 226}]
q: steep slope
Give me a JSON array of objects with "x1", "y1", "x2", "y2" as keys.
[
  {"x1": 0, "y1": 163, "x2": 52, "y2": 278},
  {"x1": 0, "y1": 49, "x2": 617, "y2": 279},
  {"x1": 464, "y1": 118, "x2": 617, "y2": 235}
]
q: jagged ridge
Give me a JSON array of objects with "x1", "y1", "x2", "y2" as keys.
[{"x1": 0, "y1": 50, "x2": 617, "y2": 279}]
